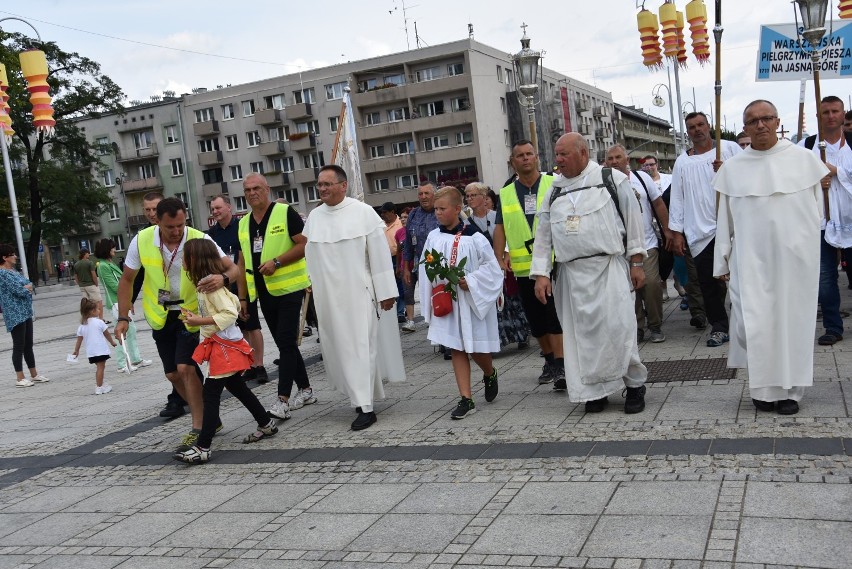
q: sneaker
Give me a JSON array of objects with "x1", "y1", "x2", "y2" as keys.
[
  {"x1": 662, "y1": 289, "x2": 670, "y2": 301},
  {"x1": 401, "y1": 320, "x2": 416, "y2": 332},
  {"x1": 255, "y1": 366, "x2": 269, "y2": 384},
  {"x1": 623, "y1": 385, "x2": 646, "y2": 414},
  {"x1": 690, "y1": 315, "x2": 708, "y2": 329},
  {"x1": 95, "y1": 384, "x2": 113, "y2": 395},
  {"x1": 679, "y1": 296, "x2": 689, "y2": 311},
  {"x1": 242, "y1": 367, "x2": 257, "y2": 381},
  {"x1": 15, "y1": 378, "x2": 34, "y2": 388},
  {"x1": 173, "y1": 445, "x2": 211, "y2": 465},
  {"x1": 517, "y1": 340, "x2": 530, "y2": 350},
  {"x1": 674, "y1": 283, "x2": 686, "y2": 296},
  {"x1": 649, "y1": 329, "x2": 666, "y2": 343},
  {"x1": 132, "y1": 359, "x2": 153, "y2": 367},
  {"x1": 291, "y1": 388, "x2": 317, "y2": 410},
  {"x1": 706, "y1": 331, "x2": 730, "y2": 347},
  {"x1": 585, "y1": 397, "x2": 608, "y2": 413},
  {"x1": 243, "y1": 420, "x2": 278, "y2": 443},
  {"x1": 818, "y1": 332, "x2": 843, "y2": 346},
  {"x1": 538, "y1": 362, "x2": 554, "y2": 384},
  {"x1": 268, "y1": 398, "x2": 291, "y2": 420},
  {"x1": 483, "y1": 367, "x2": 499, "y2": 402},
  {"x1": 176, "y1": 429, "x2": 201, "y2": 453},
  {"x1": 450, "y1": 396, "x2": 476, "y2": 419},
  {"x1": 552, "y1": 365, "x2": 567, "y2": 391},
  {"x1": 31, "y1": 374, "x2": 50, "y2": 383},
  {"x1": 117, "y1": 364, "x2": 138, "y2": 374},
  {"x1": 215, "y1": 421, "x2": 224, "y2": 435}
]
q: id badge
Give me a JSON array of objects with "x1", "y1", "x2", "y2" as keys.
[
  {"x1": 565, "y1": 216, "x2": 580, "y2": 233},
  {"x1": 524, "y1": 194, "x2": 537, "y2": 215},
  {"x1": 157, "y1": 288, "x2": 171, "y2": 306},
  {"x1": 253, "y1": 235, "x2": 263, "y2": 253}
]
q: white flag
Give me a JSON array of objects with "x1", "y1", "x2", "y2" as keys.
[{"x1": 335, "y1": 89, "x2": 365, "y2": 202}]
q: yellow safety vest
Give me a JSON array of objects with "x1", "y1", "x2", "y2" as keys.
[
  {"x1": 238, "y1": 203, "x2": 310, "y2": 301},
  {"x1": 499, "y1": 175, "x2": 554, "y2": 277},
  {"x1": 137, "y1": 226, "x2": 204, "y2": 332}
]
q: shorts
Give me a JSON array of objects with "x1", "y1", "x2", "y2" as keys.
[
  {"x1": 151, "y1": 310, "x2": 201, "y2": 375},
  {"x1": 517, "y1": 275, "x2": 562, "y2": 338},
  {"x1": 237, "y1": 298, "x2": 261, "y2": 331},
  {"x1": 80, "y1": 285, "x2": 102, "y2": 302},
  {"x1": 88, "y1": 354, "x2": 110, "y2": 364}
]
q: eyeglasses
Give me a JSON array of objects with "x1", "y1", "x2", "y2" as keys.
[
  {"x1": 316, "y1": 181, "x2": 342, "y2": 189},
  {"x1": 744, "y1": 115, "x2": 778, "y2": 127}
]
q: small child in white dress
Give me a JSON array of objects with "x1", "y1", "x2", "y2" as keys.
[{"x1": 72, "y1": 298, "x2": 117, "y2": 395}]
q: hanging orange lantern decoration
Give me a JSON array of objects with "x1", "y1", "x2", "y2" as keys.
[
  {"x1": 659, "y1": 2, "x2": 679, "y2": 60},
  {"x1": 840, "y1": 0, "x2": 852, "y2": 19},
  {"x1": 637, "y1": 9, "x2": 663, "y2": 69},
  {"x1": 685, "y1": 0, "x2": 711, "y2": 64},
  {"x1": 676, "y1": 10, "x2": 688, "y2": 67},
  {"x1": 0, "y1": 63, "x2": 14, "y2": 142},
  {"x1": 19, "y1": 49, "x2": 55, "y2": 137}
]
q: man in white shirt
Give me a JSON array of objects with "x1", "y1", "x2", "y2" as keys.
[
  {"x1": 799, "y1": 95, "x2": 852, "y2": 346},
  {"x1": 669, "y1": 112, "x2": 742, "y2": 347}
]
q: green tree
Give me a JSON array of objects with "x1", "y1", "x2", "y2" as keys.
[{"x1": 0, "y1": 31, "x2": 124, "y2": 283}]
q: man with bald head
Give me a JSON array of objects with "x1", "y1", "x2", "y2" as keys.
[{"x1": 530, "y1": 133, "x2": 648, "y2": 414}]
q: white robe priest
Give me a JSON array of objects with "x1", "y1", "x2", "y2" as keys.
[
  {"x1": 713, "y1": 138, "x2": 827, "y2": 403},
  {"x1": 419, "y1": 226, "x2": 503, "y2": 354},
  {"x1": 303, "y1": 196, "x2": 406, "y2": 414}
]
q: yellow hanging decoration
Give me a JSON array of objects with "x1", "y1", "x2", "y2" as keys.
[
  {"x1": 19, "y1": 49, "x2": 56, "y2": 137},
  {"x1": 0, "y1": 63, "x2": 15, "y2": 143},
  {"x1": 839, "y1": 0, "x2": 852, "y2": 19},
  {"x1": 637, "y1": 9, "x2": 663, "y2": 69},
  {"x1": 659, "y1": 2, "x2": 679, "y2": 60},
  {"x1": 685, "y1": 0, "x2": 711, "y2": 64},
  {"x1": 676, "y1": 10, "x2": 689, "y2": 67}
]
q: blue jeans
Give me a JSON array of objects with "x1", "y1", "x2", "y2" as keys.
[{"x1": 819, "y1": 231, "x2": 844, "y2": 336}]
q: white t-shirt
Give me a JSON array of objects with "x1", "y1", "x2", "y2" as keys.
[
  {"x1": 630, "y1": 170, "x2": 663, "y2": 251},
  {"x1": 77, "y1": 317, "x2": 111, "y2": 358},
  {"x1": 654, "y1": 172, "x2": 672, "y2": 194},
  {"x1": 798, "y1": 135, "x2": 852, "y2": 247},
  {"x1": 124, "y1": 228, "x2": 226, "y2": 309}
]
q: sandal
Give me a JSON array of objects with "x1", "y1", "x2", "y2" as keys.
[{"x1": 242, "y1": 420, "x2": 278, "y2": 443}]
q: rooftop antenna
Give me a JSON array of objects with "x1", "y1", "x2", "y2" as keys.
[
  {"x1": 389, "y1": 0, "x2": 414, "y2": 50},
  {"x1": 468, "y1": 23, "x2": 474, "y2": 39}
]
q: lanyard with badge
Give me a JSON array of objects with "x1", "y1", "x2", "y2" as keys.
[
  {"x1": 253, "y1": 230, "x2": 264, "y2": 254},
  {"x1": 158, "y1": 239, "x2": 181, "y2": 306}
]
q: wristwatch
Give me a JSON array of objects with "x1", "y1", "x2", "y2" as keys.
[
  {"x1": 221, "y1": 273, "x2": 230, "y2": 286},
  {"x1": 117, "y1": 316, "x2": 131, "y2": 323},
  {"x1": 273, "y1": 258, "x2": 282, "y2": 269},
  {"x1": 630, "y1": 262, "x2": 644, "y2": 268}
]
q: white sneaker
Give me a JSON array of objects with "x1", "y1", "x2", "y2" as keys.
[
  {"x1": 95, "y1": 384, "x2": 113, "y2": 395},
  {"x1": 401, "y1": 320, "x2": 416, "y2": 332},
  {"x1": 133, "y1": 359, "x2": 153, "y2": 367},
  {"x1": 290, "y1": 388, "x2": 317, "y2": 410},
  {"x1": 15, "y1": 379, "x2": 34, "y2": 388},
  {"x1": 267, "y1": 399, "x2": 291, "y2": 420},
  {"x1": 31, "y1": 375, "x2": 50, "y2": 383},
  {"x1": 117, "y1": 364, "x2": 138, "y2": 374}
]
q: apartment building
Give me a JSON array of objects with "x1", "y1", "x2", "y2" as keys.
[{"x1": 613, "y1": 103, "x2": 676, "y2": 171}]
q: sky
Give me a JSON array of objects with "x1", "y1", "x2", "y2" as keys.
[{"x1": 3, "y1": 1, "x2": 852, "y2": 139}]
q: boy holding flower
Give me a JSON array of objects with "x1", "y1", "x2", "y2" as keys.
[{"x1": 419, "y1": 187, "x2": 503, "y2": 419}]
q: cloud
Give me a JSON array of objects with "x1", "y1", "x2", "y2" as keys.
[{"x1": 355, "y1": 37, "x2": 393, "y2": 59}]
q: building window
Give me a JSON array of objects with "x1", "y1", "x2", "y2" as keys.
[
  {"x1": 170, "y1": 158, "x2": 184, "y2": 176},
  {"x1": 504, "y1": 129, "x2": 510, "y2": 146},
  {"x1": 303, "y1": 152, "x2": 324, "y2": 169},
  {"x1": 447, "y1": 63, "x2": 464, "y2": 76},
  {"x1": 387, "y1": 107, "x2": 410, "y2": 122},
  {"x1": 242, "y1": 100, "x2": 255, "y2": 117},
  {"x1": 284, "y1": 188, "x2": 300, "y2": 204},
  {"x1": 392, "y1": 141, "x2": 413, "y2": 156},
  {"x1": 418, "y1": 101, "x2": 444, "y2": 117},
  {"x1": 294, "y1": 88, "x2": 315, "y2": 104},
  {"x1": 226, "y1": 135, "x2": 239, "y2": 151},
  {"x1": 202, "y1": 168, "x2": 223, "y2": 184},
  {"x1": 423, "y1": 135, "x2": 449, "y2": 151},
  {"x1": 108, "y1": 202, "x2": 119, "y2": 220},
  {"x1": 133, "y1": 131, "x2": 153, "y2": 149},
  {"x1": 459, "y1": 165, "x2": 477, "y2": 177},
  {"x1": 306, "y1": 185, "x2": 320, "y2": 202},
  {"x1": 369, "y1": 145, "x2": 385, "y2": 159},
  {"x1": 165, "y1": 125, "x2": 179, "y2": 143},
  {"x1": 384, "y1": 73, "x2": 404, "y2": 86},
  {"x1": 194, "y1": 108, "x2": 214, "y2": 122},
  {"x1": 500, "y1": 97, "x2": 506, "y2": 114},
  {"x1": 221, "y1": 104, "x2": 234, "y2": 120},
  {"x1": 397, "y1": 174, "x2": 416, "y2": 188},
  {"x1": 198, "y1": 138, "x2": 220, "y2": 152},
  {"x1": 496, "y1": 65, "x2": 503, "y2": 82},
  {"x1": 325, "y1": 81, "x2": 347, "y2": 101},
  {"x1": 230, "y1": 165, "x2": 243, "y2": 181},
  {"x1": 280, "y1": 156, "x2": 295, "y2": 172},
  {"x1": 102, "y1": 169, "x2": 114, "y2": 187},
  {"x1": 267, "y1": 127, "x2": 282, "y2": 141},
  {"x1": 415, "y1": 67, "x2": 438, "y2": 82},
  {"x1": 175, "y1": 192, "x2": 189, "y2": 207},
  {"x1": 451, "y1": 96, "x2": 470, "y2": 112},
  {"x1": 234, "y1": 196, "x2": 247, "y2": 211},
  {"x1": 250, "y1": 161, "x2": 264, "y2": 174},
  {"x1": 138, "y1": 163, "x2": 155, "y2": 179},
  {"x1": 456, "y1": 131, "x2": 473, "y2": 145},
  {"x1": 263, "y1": 94, "x2": 286, "y2": 109},
  {"x1": 95, "y1": 136, "x2": 110, "y2": 155},
  {"x1": 246, "y1": 131, "x2": 261, "y2": 147},
  {"x1": 365, "y1": 111, "x2": 381, "y2": 126},
  {"x1": 329, "y1": 116, "x2": 339, "y2": 132},
  {"x1": 112, "y1": 234, "x2": 125, "y2": 252},
  {"x1": 505, "y1": 68, "x2": 514, "y2": 88},
  {"x1": 373, "y1": 178, "x2": 390, "y2": 192}
]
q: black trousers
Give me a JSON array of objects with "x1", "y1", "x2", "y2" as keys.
[
  {"x1": 693, "y1": 239, "x2": 728, "y2": 333},
  {"x1": 258, "y1": 288, "x2": 309, "y2": 398},
  {"x1": 11, "y1": 319, "x2": 35, "y2": 373},
  {"x1": 198, "y1": 372, "x2": 268, "y2": 449}
]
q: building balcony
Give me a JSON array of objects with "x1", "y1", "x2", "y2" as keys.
[
  {"x1": 361, "y1": 154, "x2": 415, "y2": 175},
  {"x1": 575, "y1": 101, "x2": 589, "y2": 114},
  {"x1": 284, "y1": 103, "x2": 312, "y2": 121},
  {"x1": 193, "y1": 119, "x2": 219, "y2": 137},
  {"x1": 594, "y1": 128, "x2": 606, "y2": 139},
  {"x1": 578, "y1": 124, "x2": 591, "y2": 136},
  {"x1": 266, "y1": 171, "x2": 290, "y2": 187},
  {"x1": 293, "y1": 168, "x2": 317, "y2": 185},
  {"x1": 197, "y1": 150, "x2": 223, "y2": 166},
  {"x1": 416, "y1": 143, "x2": 477, "y2": 167},
  {"x1": 409, "y1": 109, "x2": 473, "y2": 133},
  {"x1": 202, "y1": 181, "x2": 228, "y2": 199},
  {"x1": 120, "y1": 176, "x2": 163, "y2": 194},
  {"x1": 351, "y1": 83, "x2": 407, "y2": 107},
  {"x1": 358, "y1": 119, "x2": 411, "y2": 141},
  {"x1": 116, "y1": 142, "x2": 159, "y2": 163},
  {"x1": 254, "y1": 108, "x2": 282, "y2": 125},
  {"x1": 116, "y1": 121, "x2": 152, "y2": 134},
  {"x1": 405, "y1": 73, "x2": 469, "y2": 100},
  {"x1": 128, "y1": 215, "x2": 148, "y2": 227},
  {"x1": 289, "y1": 133, "x2": 316, "y2": 153},
  {"x1": 259, "y1": 140, "x2": 287, "y2": 157},
  {"x1": 593, "y1": 106, "x2": 607, "y2": 118}
]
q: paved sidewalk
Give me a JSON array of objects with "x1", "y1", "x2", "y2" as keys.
[{"x1": 0, "y1": 283, "x2": 849, "y2": 568}]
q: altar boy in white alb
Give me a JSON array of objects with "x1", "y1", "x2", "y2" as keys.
[
  {"x1": 420, "y1": 187, "x2": 503, "y2": 420},
  {"x1": 713, "y1": 100, "x2": 827, "y2": 416}
]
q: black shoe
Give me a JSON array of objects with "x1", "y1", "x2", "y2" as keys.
[
  {"x1": 818, "y1": 332, "x2": 843, "y2": 346},
  {"x1": 777, "y1": 399, "x2": 800, "y2": 415},
  {"x1": 690, "y1": 315, "x2": 708, "y2": 329},
  {"x1": 585, "y1": 397, "x2": 608, "y2": 413},
  {"x1": 443, "y1": 348, "x2": 452, "y2": 361},
  {"x1": 355, "y1": 407, "x2": 362, "y2": 414},
  {"x1": 637, "y1": 328, "x2": 645, "y2": 342},
  {"x1": 450, "y1": 397, "x2": 476, "y2": 419},
  {"x1": 302, "y1": 326, "x2": 313, "y2": 337},
  {"x1": 351, "y1": 411, "x2": 377, "y2": 431},
  {"x1": 538, "y1": 362, "x2": 554, "y2": 384},
  {"x1": 623, "y1": 385, "x2": 646, "y2": 414},
  {"x1": 397, "y1": 314, "x2": 407, "y2": 323},
  {"x1": 483, "y1": 367, "x2": 499, "y2": 402},
  {"x1": 159, "y1": 401, "x2": 185, "y2": 419},
  {"x1": 255, "y1": 366, "x2": 269, "y2": 384},
  {"x1": 517, "y1": 340, "x2": 530, "y2": 350},
  {"x1": 242, "y1": 367, "x2": 257, "y2": 382},
  {"x1": 752, "y1": 398, "x2": 775, "y2": 412},
  {"x1": 273, "y1": 358, "x2": 280, "y2": 366}
]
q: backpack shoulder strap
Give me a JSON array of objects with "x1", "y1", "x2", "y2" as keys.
[
  {"x1": 805, "y1": 134, "x2": 817, "y2": 150},
  {"x1": 602, "y1": 167, "x2": 627, "y2": 248}
]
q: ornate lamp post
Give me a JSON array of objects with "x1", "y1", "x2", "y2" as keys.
[{"x1": 510, "y1": 23, "x2": 544, "y2": 156}]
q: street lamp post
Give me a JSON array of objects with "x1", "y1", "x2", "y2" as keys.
[
  {"x1": 652, "y1": 77, "x2": 680, "y2": 156},
  {"x1": 510, "y1": 23, "x2": 543, "y2": 157}
]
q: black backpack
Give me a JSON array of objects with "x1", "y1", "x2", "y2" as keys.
[{"x1": 804, "y1": 132, "x2": 852, "y2": 150}]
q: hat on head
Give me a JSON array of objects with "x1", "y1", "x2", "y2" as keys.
[{"x1": 378, "y1": 201, "x2": 396, "y2": 213}]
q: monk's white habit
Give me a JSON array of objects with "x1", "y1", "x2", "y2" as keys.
[
  {"x1": 713, "y1": 139, "x2": 827, "y2": 402},
  {"x1": 419, "y1": 229, "x2": 502, "y2": 353},
  {"x1": 303, "y1": 197, "x2": 406, "y2": 411},
  {"x1": 530, "y1": 161, "x2": 648, "y2": 403}
]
